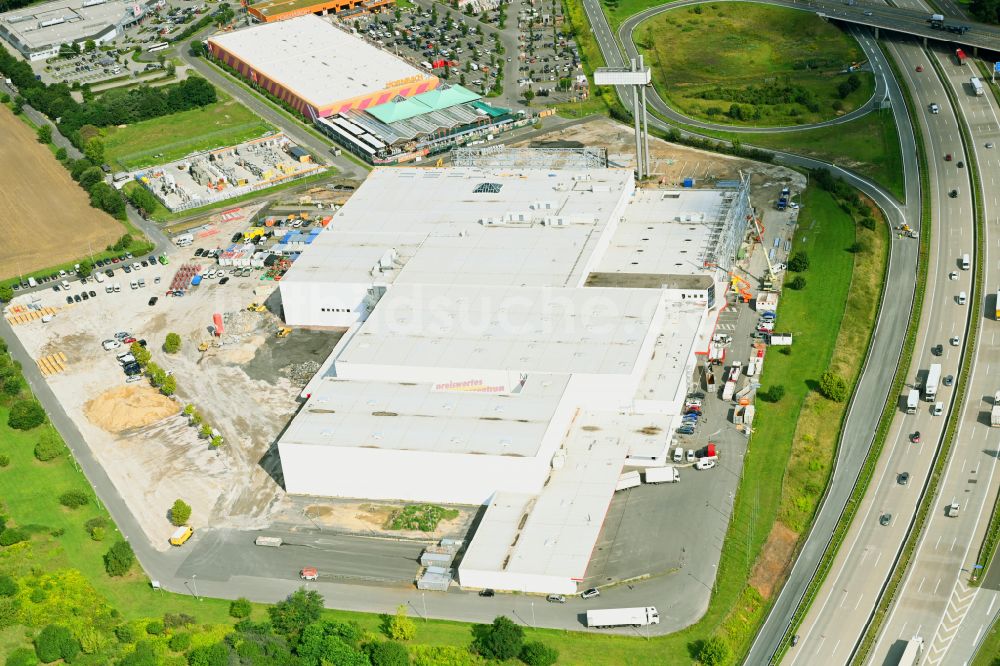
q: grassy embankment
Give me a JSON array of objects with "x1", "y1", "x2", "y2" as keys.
[
  {"x1": 102, "y1": 90, "x2": 273, "y2": 171},
  {"x1": 637, "y1": 4, "x2": 874, "y2": 127}
]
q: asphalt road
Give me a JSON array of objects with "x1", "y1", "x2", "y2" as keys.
[
  {"x1": 867, "y1": 43, "x2": 1000, "y2": 666},
  {"x1": 778, "y1": 36, "x2": 976, "y2": 666}
]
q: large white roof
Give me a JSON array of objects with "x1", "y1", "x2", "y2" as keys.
[
  {"x1": 207, "y1": 16, "x2": 428, "y2": 108},
  {"x1": 1, "y1": 0, "x2": 130, "y2": 49},
  {"x1": 280, "y1": 373, "x2": 570, "y2": 457},
  {"x1": 280, "y1": 166, "x2": 635, "y2": 288},
  {"x1": 337, "y1": 283, "x2": 663, "y2": 376}
]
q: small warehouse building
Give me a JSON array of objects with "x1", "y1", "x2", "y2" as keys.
[{"x1": 207, "y1": 15, "x2": 438, "y2": 119}]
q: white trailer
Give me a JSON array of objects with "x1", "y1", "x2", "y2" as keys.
[
  {"x1": 898, "y1": 636, "x2": 923, "y2": 665},
  {"x1": 906, "y1": 389, "x2": 919, "y2": 414},
  {"x1": 992, "y1": 391, "x2": 1000, "y2": 427},
  {"x1": 615, "y1": 471, "x2": 641, "y2": 491},
  {"x1": 644, "y1": 467, "x2": 678, "y2": 484},
  {"x1": 586, "y1": 607, "x2": 660, "y2": 628},
  {"x1": 925, "y1": 364, "x2": 942, "y2": 401},
  {"x1": 254, "y1": 535, "x2": 282, "y2": 547}
]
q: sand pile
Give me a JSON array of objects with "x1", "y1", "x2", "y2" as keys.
[{"x1": 84, "y1": 385, "x2": 178, "y2": 433}]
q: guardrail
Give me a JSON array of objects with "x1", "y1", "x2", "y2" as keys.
[
  {"x1": 851, "y1": 47, "x2": 986, "y2": 663},
  {"x1": 771, "y1": 40, "x2": 932, "y2": 664}
]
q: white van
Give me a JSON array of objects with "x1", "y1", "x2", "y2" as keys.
[
  {"x1": 27, "y1": 277, "x2": 37, "y2": 288},
  {"x1": 958, "y1": 291, "x2": 967, "y2": 305},
  {"x1": 933, "y1": 401, "x2": 944, "y2": 416},
  {"x1": 962, "y1": 253, "x2": 971, "y2": 270},
  {"x1": 673, "y1": 447, "x2": 684, "y2": 463}
]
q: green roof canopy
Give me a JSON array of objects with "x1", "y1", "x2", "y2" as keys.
[{"x1": 367, "y1": 84, "x2": 482, "y2": 123}]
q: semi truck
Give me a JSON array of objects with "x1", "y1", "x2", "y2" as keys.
[
  {"x1": 991, "y1": 391, "x2": 1000, "y2": 427},
  {"x1": 925, "y1": 364, "x2": 941, "y2": 401},
  {"x1": 644, "y1": 467, "x2": 678, "y2": 484},
  {"x1": 898, "y1": 636, "x2": 923, "y2": 665},
  {"x1": 586, "y1": 607, "x2": 660, "y2": 628},
  {"x1": 971, "y1": 77, "x2": 985, "y2": 96},
  {"x1": 906, "y1": 389, "x2": 919, "y2": 414},
  {"x1": 615, "y1": 471, "x2": 641, "y2": 491},
  {"x1": 995, "y1": 287, "x2": 1000, "y2": 319}
]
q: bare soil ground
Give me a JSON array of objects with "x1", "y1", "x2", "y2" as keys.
[
  {"x1": 749, "y1": 521, "x2": 800, "y2": 598},
  {"x1": 8, "y1": 219, "x2": 342, "y2": 549},
  {"x1": 272, "y1": 499, "x2": 477, "y2": 541},
  {"x1": 0, "y1": 106, "x2": 122, "y2": 280}
]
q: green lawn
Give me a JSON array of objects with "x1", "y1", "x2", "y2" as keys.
[
  {"x1": 637, "y1": 4, "x2": 873, "y2": 127},
  {"x1": 102, "y1": 90, "x2": 273, "y2": 170},
  {"x1": 600, "y1": 0, "x2": 674, "y2": 28},
  {"x1": 748, "y1": 110, "x2": 905, "y2": 202},
  {"x1": 973, "y1": 617, "x2": 1000, "y2": 666}
]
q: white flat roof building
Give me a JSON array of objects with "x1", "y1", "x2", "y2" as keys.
[
  {"x1": 207, "y1": 16, "x2": 438, "y2": 118},
  {"x1": 0, "y1": 0, "x2": 144, "y2": 60}
]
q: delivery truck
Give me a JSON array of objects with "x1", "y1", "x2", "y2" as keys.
[
  {"x1": 644, "y1": 467, "x2": 678, "y2": 484},
  {"x1": 906, "y1": 389, "x2": 919, "y2": 415},
  {"x1": 586, "y1": 607, "x2": 660, "y2": 628},
  {"x1": 925, "y1": 364, "x2": 941, "y2": 401},
  {"x1": 991, "y1": 391, "x2": 1000, "y2": 427}
]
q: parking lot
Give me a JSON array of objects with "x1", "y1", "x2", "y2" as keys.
[{"x1": 5, "y1": 214, "x2": 343, "y2": 550}]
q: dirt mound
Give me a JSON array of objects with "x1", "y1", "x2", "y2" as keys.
[
  {"x1": 84, "y1": 385, "x2": 178, "y2": 433},
  {"x1": 749, "y1": 521, "x2": 799, "y2": 599}
]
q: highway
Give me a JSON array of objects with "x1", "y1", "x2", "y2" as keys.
[{"x1": 866, "y1": 44, "x2": 1000, "y2": 666}]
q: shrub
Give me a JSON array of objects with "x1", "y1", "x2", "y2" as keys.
[
  {"x1": 0, "y1": 596, "x2": 19, "y2": 630},
  {"x1": 85, "y1": 516, "x2": 107, "y2": 532},
  {"x1": 787, "y1": 275, "x2": 807, "y2": 290},
  {"x1": 170, "y1": 499, "x2": 191, "y2": 526},
  {"x1": 6, "y1": 647, "x2": 36, "y2": 666},
  {"x1": 763, "y1": 384, "x2": 785, "y2": 403},
  {"x1": 697, "y1": 636, "x2": 731, "y2": 666},
  {"x1": 34, "y1": 430, "x2": 64, "y2": 461},
  {"x1": 819, "y1": 371, "x2": 849, "y2": 402},
  {"x1": 788, "y1": 251, "x2": 810, "y2": 272},
  {"x1": 472, "y1": 616, "x2": 524, "y2": 661},
  {"x1": 36, "y1": 124, "x2": 52, "y2": 143},
  {"x1": 59, "y1": 489, "x2": 89, "y2": 508},
  {"x1": 162, "y1": 613, "x2": 196, "y2": 628},
  {"x1": 8, "y1": 399, "x2": 45, "y2": 430},
  {"x1": 145, "y1": 620, "x2": 164, "y2": 635},
  {"x1": 90, "y1": 526, "x2": 106, "y2": 541},
  {"x1": 0, "y1": 574, "x2": 17, "y2": 597},
  {"x1": 114, "y1": 623, "x2": 135, "y2": 643},
  {"x1": 860, "y1": 216, "x2": 877, "y2": 230},
  {"x1": 55, "y1": 146, "x2": 67, "y2": 161},
  {"x1": 168, "y1": 632, "x2": 191, "y2": 651},
  {"x1": 268, "y1": 588, "x2": 323, "y2": 639},
  {"x1": 519, "y1": 641, "x2": 559, "y2": 666},
  {"x1": 103, "y1": 539, "x2": 135, "y2": 577},
  {"x1": 0, "y1": 528, "x2": 28, "y2": 546},
  {"x1": 0, "y1": 376, "x2": 18, "y2": 396},
  {"x1": 160, "y1": 374, "x2": 176, "y2": 397},
  {"x1": 163, "y1": 332, "x2": 181, "y2": 354},
  {"x1": 35, "y1": 624, "x2": 79, "y2": 663},
  {"x1": 0, "y1": 455, "x2": 9, "y2": 467},
  {"x1": 0, "y1": 285, "x2": 12, "y2": 303},
  {"x1": 367, "y1": 640, "x2": 410, "y2": 666},
  {"x1": 49, "y1": 527, "x2": 64, "y2": 537},
  {"x1": 849, "y1": 240, "x2": 870, "y2": 254},
  {"x1": 387, "y1": 604, "x2": 415, "y2": 641},
  {"x1": 229, "y1": 597, "x2": 252, "y2": 619}
]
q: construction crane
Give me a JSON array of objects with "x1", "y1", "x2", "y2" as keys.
[{"x1": 748, "y1": 213, "x2": 778, "y2": 290}]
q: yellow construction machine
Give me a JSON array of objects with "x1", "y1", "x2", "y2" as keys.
[{"x1": 276, "y1": 327, "x2": 292, "y2": 338}]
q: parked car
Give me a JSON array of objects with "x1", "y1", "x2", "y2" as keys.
[
  {"x1": 581, "y1": 588, "x2": 600, "y2": 599},
  {"x1": 546, "y1": 594, "x2": 566, "y2": 603},
  {"x1": 148, "y1": 296, "x2": 158, "y2": 306},
  {"x1": 479, "y1": 588, "x2": 495, "y2": 597},
  {"x1": 677, "y1": 425, "x2": 695, "y2": 435},
  {"x1": 695, "y1": 459, "x2": 717, "y2": 471},
  {"x1": 686, "y1": 449, "x2": 696, "y2": 463},
  {"x1": 102, "y1": 339, "x2": 121, "y2": 350},
  {"x1": 299, "y1": 567, "x2": 318, "y2": 581}
]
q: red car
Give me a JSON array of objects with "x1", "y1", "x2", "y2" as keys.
[
  {"x1": 124, "y1": 337, "x2": 136, "y2": 344},
  {"x1": 910, "y1": 431, "x2": 921, "y2": 444},
  {"x1": 916, "y1": 65, "x2": 924, "y2": 72}
]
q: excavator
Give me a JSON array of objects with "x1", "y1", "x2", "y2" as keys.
[{"x1": 247, "y1": 302, "x2": 266, "y2": 312}]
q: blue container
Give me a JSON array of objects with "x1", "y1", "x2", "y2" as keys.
[{"x1": 683, "y1": 177, "x2": 695, "y2": 188}]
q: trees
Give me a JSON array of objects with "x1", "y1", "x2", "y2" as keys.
[
  {"x1": 36, "y1": 124, "x2": 52, "y2": 143},
  {"x1": 170, "y1": 499, "x2": 192, "y2": 526},
  {"x1": 819, "y1": 371, "x2": 849, "y2": 402},
  {"x1": 8, "y1": 399, "x2": 45, "y2": 430},
  {"x1": 88, "y1": 182, "x2": 126, "y2": 218},
  {"x1": 763, "y1": 384, "x2": 785, "y2": 403},
  {"x1": 83, "y1": 137, "x2": 105, "y2": 165},
  {"x1": 163, "y1": 332, "x2": 181, "y2": 354},
  {"x1": 387, "y1": 604, "x2": 416, "y2": 641},
  {"x1": 34, "y1": 624, "x2": 79, "y2": 664},
  {"x1": 103, "y1": 539, "x2": 135, "y2": 576},
  {"x1": 78, "y1": 166, "x2": 105, "y2": 190},
  {"x1": 229, "y1": 597, "x2": 252, "y2": 619},
  {"x1": 127, "y1": 186, "x2": 160, "y2": 215},
  {"x1": 160, "y1": 374, "x2": 176, "y2": 396},
  {"x1": 58, "y1": 489, "x2": 89, "y2": 508},
  {"x1": 472, "y1": 616, "x2": 524, "y2": 661},
  {"x1": 130, "y1": 342, "x2": 151, "y2": 367},
  {"x1": 77, "y1": 259, "x2": 93, "y2": 278},
  {"x1": 696, "y1": 636, "x2": 731, "y2": 666},
  {"x1": 0, "y1": 285, "x2": 13, "y2": 303},
  {"x1": 787, "y1": 275, "x2": 807, "y2": 290},
  {"x1": 268, "y1": 588, "x2": 323, "y2": 638}
]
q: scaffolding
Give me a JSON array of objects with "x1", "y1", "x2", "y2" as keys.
[
  {"x1": 702, "y1": 172, "x2": 752, "y2": 273},
  {"x1": 452, "y1": 145, "x2": 608, "y2": 169}
]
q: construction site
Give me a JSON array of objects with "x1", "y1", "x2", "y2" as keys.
[{"x1": 133, "y1": 133, "x2": 325, "y2": 212}]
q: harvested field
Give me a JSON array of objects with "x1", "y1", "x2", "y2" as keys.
[
  {"x1": 84, "y1": 385, "x2": 179, "y2": 433},
  {"x1": 0, "y1": 106, "x2": 122, "y2": 280}
]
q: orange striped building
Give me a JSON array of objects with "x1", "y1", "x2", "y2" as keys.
[{"x1": 246, "y1": 0, "x2": 391, "y2": 23}]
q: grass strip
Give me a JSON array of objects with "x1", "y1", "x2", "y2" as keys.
[
  {"x1": 851, "y1": 48, "x2": 985, "y2": 663},
  {"x1": 772, "y1": 41, "x2": 930, "y2": 663}
]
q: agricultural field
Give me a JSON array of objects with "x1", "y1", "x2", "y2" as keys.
[
  {"x1": 636, "y1": 4, "x2": 875, "y2": 127},
  {"x1": 0, "y1": 106, "x2": 122, "y2": 281},
  {"x1": 102, "y1": 90, "x2": 273, "y2": 171}
]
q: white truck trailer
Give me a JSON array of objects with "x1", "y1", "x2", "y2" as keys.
[
  {"x1": 615, "y1": 471, "x2": 641, "y2": 491},
  {"x1": 992, "y1": 391, "x2": 1000, "y2": 427},
  {"x1": 644, "y1": 467, "x2": 678, "y2": 484},
  {"x1": 898, "y1": 635, "x2": 923, "y2": 665},
  {"x1": 925, "y1": 364, "x2": 941, "y2": 401},
  {"x1": 254, "y1": 536, "x2": 283, "y2": 547},
  {"x1": 586, "y1": 607, "x2": 660, "y2": 628}
]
